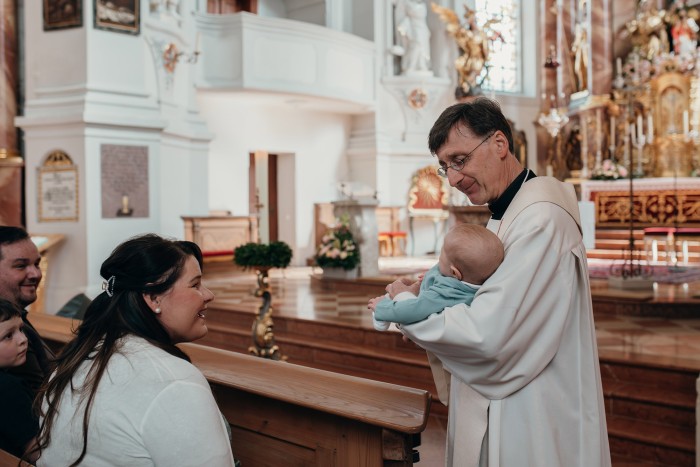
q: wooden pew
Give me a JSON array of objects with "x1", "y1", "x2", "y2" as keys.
[
  {"x1": 0, "y1": 448, "x2": 34, "y2": 467},
  {"x1": 28, "y1": 313, "x2": 431, "y2": 467}
]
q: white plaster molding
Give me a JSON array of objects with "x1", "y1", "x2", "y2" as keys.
[
  {"x1": 195, "y1": 12, "x2": 375, "y2": 111},
  {"x1": 381, "y1": 75, "x2": 451, "y2": 147}
]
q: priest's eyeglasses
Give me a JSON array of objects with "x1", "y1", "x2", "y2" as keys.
[{"x1": 437, "y1": 132, "x2": 495, "y2": 178}]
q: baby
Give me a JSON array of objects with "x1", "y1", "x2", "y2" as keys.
[
  {"x1": 0, "y1": 297, "x2": 38, "y2": 462},
  {"x1": 369, "y1": 223, "x2": 504, "y2": 330}
]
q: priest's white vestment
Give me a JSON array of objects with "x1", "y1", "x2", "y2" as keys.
[{"x1": 400, "y1": 177, "x2": 611, "y2": 467}]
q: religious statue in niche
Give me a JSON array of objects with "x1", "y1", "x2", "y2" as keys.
[
  {"x1": 431, "y1": 3, "x2": 502, "y2": 98},
  {"x1": 570, "y1": 0, "x2": 589, "y2": 94},
  {"x1": 670, "y1": 6, "x2": 699, "y2": 56},
  {"x1": 392, "y1": 0, "x2": 433, "y2": 76}
]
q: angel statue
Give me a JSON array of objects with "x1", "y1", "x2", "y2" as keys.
[
  {"x1": 392, "y1": 0, "x2": 433, "y2": 76},
  {"x1": 431, "y1": 3, "x2": 501, "y2": 97},
  {"x1": 619, "y1": 0, "x2": 669, "y2": 61}
]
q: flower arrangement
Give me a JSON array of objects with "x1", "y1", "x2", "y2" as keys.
[
  {"x1": 233, "y1": 241, "x2": 293, "y2": 269},
  {"x1": 591, "y1": 159, "x2": 629, "y2": 180},
  {"x1": 315, "y1": 220, "x2": 360, "y2": 271}
]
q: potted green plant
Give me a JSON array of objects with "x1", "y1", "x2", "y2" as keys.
[{"x1": 234, "y1": 241, "x2": 293, "y2": 294}]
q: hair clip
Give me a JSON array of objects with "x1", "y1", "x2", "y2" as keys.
[{"x1": 102, "y1": 275, "x2": 116, "y2": 298}]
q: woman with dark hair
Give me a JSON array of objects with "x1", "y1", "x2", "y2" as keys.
[{"x1": 35, "y1": 234, "x2": 234, "y2": 466}]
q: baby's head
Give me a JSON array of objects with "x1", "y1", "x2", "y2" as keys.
[
  {"x1": 438, "y1": 223, "x2": 504, "y2": 284},
  {"x1": 0, "y1": 297, "x2": 28, "y2": 368}
]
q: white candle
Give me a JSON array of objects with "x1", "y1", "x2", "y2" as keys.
[
  {"x1": 581, "y1": 120, "x2": 588, "y2": 154},
  {"x1": 647, "y1": 114, "x2": 654, "y2": 142},
  {"x1": 683, "y1": 110, "x2": 689, "y2": 135},
  {"x1": 610, "y1": 116, "x2": 616, "y2": 147},
  {"x1": 616, "y1": 57, "x2": 622, "y2": 76},
  {"x1": 596, "y1": 109, "x2": 601, "y2": 152},
  {"x1": 195, "y1": 32, "x2": 201, "y2": 53},
  {"x1": 637, "y1": 115, "x2": 644, "y2": 139}
]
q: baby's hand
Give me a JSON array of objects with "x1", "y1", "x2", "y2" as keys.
[{"x1": 367, "y1": 295, "x2": 386, "y2": 311}]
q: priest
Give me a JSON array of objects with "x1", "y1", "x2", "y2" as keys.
[{"x1": 390, "y1": 98, "x2": 611, "y2": 466}]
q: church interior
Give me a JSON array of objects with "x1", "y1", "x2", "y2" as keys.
[{"x1": 3, "y1": 0, "x2": 700, "y2": 465}]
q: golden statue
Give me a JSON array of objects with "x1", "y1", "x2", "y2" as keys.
[
  {"x1": 431, "y1": 3, "x2": 500, "y2": 96},
  {"x1": 619, "y1": 0, "x2": 669, "y2": 60}
]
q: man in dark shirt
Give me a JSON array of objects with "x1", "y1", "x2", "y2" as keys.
[{"x1": 0, "y1": 226, "x2": 52, "y2": 395}]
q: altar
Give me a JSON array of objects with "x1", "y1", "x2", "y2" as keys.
[{"x1": 581, "y1": 177, "x2": 700, "y2": 227}]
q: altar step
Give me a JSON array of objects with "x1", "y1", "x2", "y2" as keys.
[
  {"x1": 201, "y1": 302, "x2": 697, "y2": 465},
  {"x1": 588, "y1": 229, "x2": 700, "y2": 265},
  {"x1": 601, "y1": 354, "x2": 697, "y2": 467}
]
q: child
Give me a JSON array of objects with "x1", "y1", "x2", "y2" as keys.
[
  {"x1": 0, "y1": 297, "x2": 39, "y2": 462},
  {"x1": 369, "y1": 223, "x2": 504, "y2": 330}
]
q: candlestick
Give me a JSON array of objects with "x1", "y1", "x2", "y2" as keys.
[
  {"x1": 623, "y1": 123, "x2": 631, "y2": 167},
  {"x1": 580, "y1": 119, "x2": 588, "y2": 177},
  {"x1": 610, "y1": 116, "x2": 616, "y2": 147},
  {"x1": 596, "y1": 109, "x2": 601, "y2": 153},
  {"x1": 637, "y1": 115, "x2": 644, "y2": 140}
]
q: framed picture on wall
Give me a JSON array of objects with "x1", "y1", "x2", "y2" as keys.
[
  {"x1": 94, "y1": 0, "x2": 140, "y2": 35},
  {"x1": 43, "y1": 0, "x2": 83, "y2": 31}
]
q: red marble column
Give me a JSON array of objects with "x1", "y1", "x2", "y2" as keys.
[
  {"x1": 0, "y1": 0, "x2": 22, "y2": 227},
  {"x1": 537, "y1": 0, "x2": 560, "y2": 175},
  {"x1": 590, "y1": 0, "x2": 613, "y2": 97}
]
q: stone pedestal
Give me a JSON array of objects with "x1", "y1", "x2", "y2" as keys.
[{"x1": 332, "y1": 199, "x2": 379, "y2": 277}]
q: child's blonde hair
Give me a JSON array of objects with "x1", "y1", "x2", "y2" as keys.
[{"x1": 443, "y1": 223, "x2": 504, "y2": 284}]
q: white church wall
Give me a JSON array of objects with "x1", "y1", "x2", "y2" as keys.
[
  {"x1": 18, "y1": 1, "x2": 213, "y2": 312},
  {"x1": 195, "y1": 91, "x2": 353, "y2": 265},
  {"x1": 21, "y1": 125, "x2": 90, "y2": 312},
  {"x1": 283, "y1": 0, "x2": 326, "y2": 26},
  {"x1": 258, "y1": 0, "x2": 288, "y2": 18}
]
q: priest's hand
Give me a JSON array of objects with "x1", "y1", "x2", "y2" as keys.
[{"x1": 386, "y1": 277, "x2": 421, "y2": 298}]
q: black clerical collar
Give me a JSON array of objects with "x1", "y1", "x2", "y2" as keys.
[{"x1": 488, "y1": 169, "x2": 537, "y2": 220}]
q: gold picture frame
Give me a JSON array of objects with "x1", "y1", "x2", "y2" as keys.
[
  {"x1": 43, "y1": 0, "x2": 83, "y2": 31},
  {"x1": 94, "y1": 0, "x2": 140, "y2": 35}
]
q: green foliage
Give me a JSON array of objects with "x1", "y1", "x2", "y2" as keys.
[
  {"x1": 315, "y1": 222, "x2": 360, "y2": 271},
  {"x1": 233, "y1": 241, "x2": 293, "y2": 269}
]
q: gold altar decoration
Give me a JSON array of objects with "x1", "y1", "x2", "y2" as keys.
[
  {"x1": 593, "y1": 189, "x2": 700, "y2": 226},
  {"x1": 248, "y1": 288, "x2": 286, "y2": 361},
  {"x1": 572, "y1": 2, "x2": 700, "y2": 181}
]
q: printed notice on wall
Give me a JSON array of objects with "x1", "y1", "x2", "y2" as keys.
[
  {"x1": 100, "y1": 144, "x2": 149, "y2": 218},
  {"x1": 38, "y1": 150, "x2": 79, "y2": 222},
  {"x1": 39, "y1": 167, "x2": 79, "y2": 222}
]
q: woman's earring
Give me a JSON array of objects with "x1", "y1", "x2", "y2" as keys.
[{"x1": 155, "y1": 305, "x2": 162, "y2": 314}]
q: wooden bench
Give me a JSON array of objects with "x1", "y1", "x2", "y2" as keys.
[
  {"x1": 29, "y1": 313, "x2": 430, "y2": 466},
  {"x1": 0, "y1": 448, "x2": 34, "y2": 466}
]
